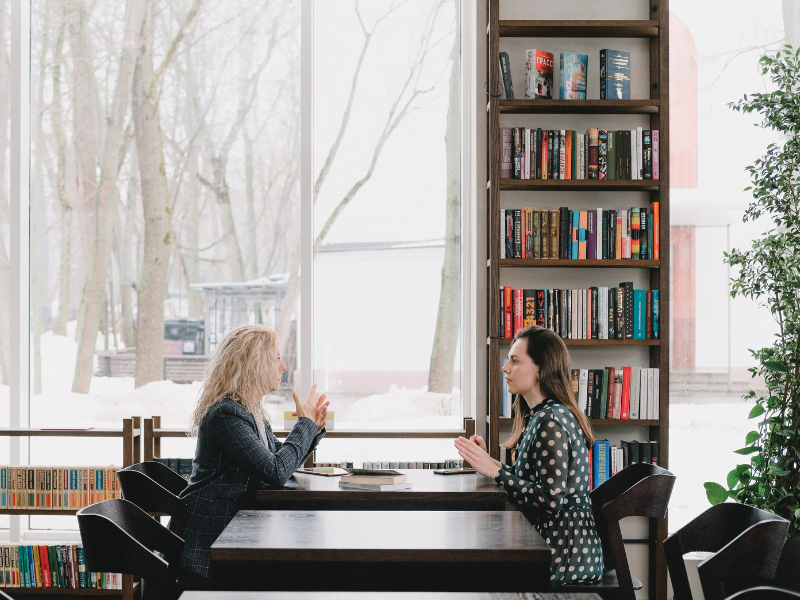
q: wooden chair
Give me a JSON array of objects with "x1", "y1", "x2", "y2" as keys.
[
  {"x1": 118, "y1": 461, "x2": 188, "y2": 535},
  {"x1": 565, "y1": 462, "x2": 676, "y2": 600},
  {"x1": 725, "y1": 586, "x2": 800, "y2": 600},
  {"x1": 77, "y1": 499, "x2": 184, "y2": 600},
  {"x1": 773, "y1": 536, "x2": 800, "y2": 592},
  {"x1": 663, "y1": 503, "x2": 790, "y2": 600}
]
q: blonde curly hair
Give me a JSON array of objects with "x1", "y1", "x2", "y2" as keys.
[{"x1": 189, "y1": 324, "x2": 282, "y2": 437}]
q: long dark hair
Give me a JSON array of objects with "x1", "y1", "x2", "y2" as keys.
[{"x1": 502, "y1": 325, "x2": 595, "y2": 449}]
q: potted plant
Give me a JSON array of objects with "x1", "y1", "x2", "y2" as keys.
[{"x1": 703, "y1": 46, "x2": 800, "y2": 537}]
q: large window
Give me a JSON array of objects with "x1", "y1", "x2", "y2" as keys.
[
  {"x1": 4, "y1": 0, "x2": 468, "y2": 530},
  {"x1": 668, "y1": 0, "x2": 790, "y2": 531}
]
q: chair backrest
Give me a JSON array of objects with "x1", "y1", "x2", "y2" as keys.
[
  {"x1": 118, "y1": 463, "x2": 188, "y2": 535},
  {"x1": 773, "y1": 536, "x2": 800, "y2": 592},
  {"x1": 664, "y1": 503, "x2": 790, "y2": 600},
  {"x1": 725, "y1": 586, "x2": 800, "y2": 600},
  {"x1": 121, "y1": 461, "x2": 188, "y2": 495},
  {"x1": 590, "y1": 463, "x2": 676, "y2": 600},
  {"x1": 77, "y1": 499, "x2": 184, "y2": 600}
]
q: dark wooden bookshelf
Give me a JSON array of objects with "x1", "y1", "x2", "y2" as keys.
[
  {"x1": 498, "y1": 258, "x2": 660, "y2": 268},
  {"x1": 499, "y1": 99, "x2": 660, "y2": 114},
  {"x1": 0, "y1": 419, "x2": 141, "y2": 600},
  {"x1": 499, "y1": 20, "x2": 659, "y2": 38},
  {"x1": 486, "y1": 3, "x2": 670, "y2": 598},
  {"x1": 499, "y1": 179, "x2": 660, "y2": 191}
]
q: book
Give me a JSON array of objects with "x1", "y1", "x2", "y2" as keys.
[
  {"x1": 525, "y1": 49, "x2": 554, "y2": 99},
  {"x1": 499, "y1": 52, "x2": 514, "y2": 99},
  {"x1": 599, "y1": 49, "x2": 631, "y2": 99},
  {"x1": 560, "y1": 52, "x2": 588, "y2": 99},
  {"x1": 653, "y1": 130, "x2": 660, "y2": 179},
  {"x1": 340, "y1": 473, "x2": 407, "y2": 485},
  {"x1": 338, "y1": 481, "x2": 412, "y2": 491},
  {"x1": 500, "y1": 128, "x2": 512, "y2": 179},
  {"x1": 593, "y1": 440, "x2": 610, "y2": 487}
]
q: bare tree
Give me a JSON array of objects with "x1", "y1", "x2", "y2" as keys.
[
  {"x1": 275, "y1": 0, "x2": 451, "y2": 362},
  {"x1": 427, "y1": 0, "x2": 460, "y2": 393},
  {"x1": 131, "y1": 0, "x2": 200, "y2": 387}
]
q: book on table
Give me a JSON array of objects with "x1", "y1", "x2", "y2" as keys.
[
  {"x1": 338, "y1": 481, "x2": 412, "y2": 491},
  {"x1": 340, "y1": 472, "x2": 407, "y2": 486}
]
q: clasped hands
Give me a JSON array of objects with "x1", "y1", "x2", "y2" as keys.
[
  {"x1": 292, "y1": 384, "x2": 329, "y2": 433},
  {"x1": 454, "y1": 434, "x2": 501, "y2": 479}
]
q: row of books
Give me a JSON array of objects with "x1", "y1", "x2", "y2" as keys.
[
  {"x1": 501, "y1": 204, "x2": 660, "y2": 261},
  {"x1": 501, "y1": 127, "x2": 659, "y2": 181},
  {"x1": 571, "y1": 367, "x2": 660, "y2": 420},
  {"x1": 359, "y1": 460, "x2": 463, "y2": 470},
  {"x1": 500, "y1": 284, "x2": 660, "y2": 340},
  {"x1": 0, "y1": 466, "x2": 120, "y2": 510},
  {"x1": 0, "y1": 544, "x2": 121, "y2": 589},
  {"x1": 591, "y1": 440, "x2": 659, "y2": 489},
  {"x1": 500, "y1": 49, "x2": 630, "y2": 100},
  {"x1": 500, "y1": 364, "x2": 659, "y2": 421},
  {"x1": 154, "y1": 457, "x2": 192, "y2": 481}
]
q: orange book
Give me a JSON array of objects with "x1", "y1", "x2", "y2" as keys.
[
  {"x1": 615, "y1": 211, "x2": 623, "y2": 259},
  {"x1": 578, "y1": 211, "x2": 588, "y2": 259},
  {"x1": 649, "y1": 201, "x2": 660, "y2": 260},
  {"x1": 565, "y1": 131, "x2": 572, "y2": 179}
]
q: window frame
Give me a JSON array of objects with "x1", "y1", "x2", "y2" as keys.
[{"x1": 5, "y1": 0, "x2": 475, "y2": 537}]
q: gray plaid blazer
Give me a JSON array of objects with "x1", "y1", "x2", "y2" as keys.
[{"x1": 177, "y1": 398, "x2": 323, "y2": 579}]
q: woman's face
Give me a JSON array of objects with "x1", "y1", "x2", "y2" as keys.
[
  {"x1": 270, "y1": 355, "x2": 287, "y2": 392},
  {"x1": 502, "y1": 338, "x2": 540, "y2": 395}
]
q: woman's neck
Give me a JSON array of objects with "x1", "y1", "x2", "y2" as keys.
[{"x1": 522, "y1": 388, "x2": 547, "y2": 410}]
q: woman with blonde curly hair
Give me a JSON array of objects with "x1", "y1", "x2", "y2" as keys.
[{"x1": 177, "y1": 324, "x2": 329, "y2": 583}]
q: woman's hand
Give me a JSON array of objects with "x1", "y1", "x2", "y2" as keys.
[
  {"x1": 454, "y1": 436, "x2": 501, "y2": 479},
  {"x1": 469, "y1": 434, "x2": 487, "y2": 453},
  {"x1": 293, "y1": 384, "x2": 329, "y2": 433}
]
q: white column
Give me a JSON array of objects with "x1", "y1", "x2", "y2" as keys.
[
  {"x1": 300, "y1": 0, "x2": 314, "y2": 398},
  {"x1": 10, "y1": 0, "x2": 31, "y2": 542}
]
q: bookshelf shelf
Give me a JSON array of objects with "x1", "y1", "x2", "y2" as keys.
[
  {"x1": 499, "y1": 179, "x2": 659, "y2": 191},
  {"x1": 0, "y1": 428, "x2": 137, "y2": 438},
  {"x1": 489, "y1": 416, "x2": 659, "y2": 428},
  {"x1": 499, "y1": 99, "x2": 660, "y2": 114},
  {"x1": 498, "y1": 259, "x2": 660, "y2": 268},
  {"x1": 0, "y1": 509, "x2": 78, "y2": 516},
  {"x1": 498, "y1": 20, "x2": 659, "y2": 38},
  {"x1": 487, "y1": 3, "x2": 669, "y2": 598},
  {"x1": 0, "y1": 586, "x2": 137, "y2": 596},
  {"x1": 494, "y1": 338, "x2": 659, "y2": 347}
]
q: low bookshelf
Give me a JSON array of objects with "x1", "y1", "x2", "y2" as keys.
[{"x1": 0, "y1": 419, "x2": 141, "y2": 600}]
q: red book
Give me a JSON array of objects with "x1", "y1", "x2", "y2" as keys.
[
  {"x1": 650, "y1": 201, "x2": 660, "y2": 259},
  {"x1": 40, "y1": 545, "x2": 51, "y2": 587},
  {"x1": 504, "y1": 287, "x2": 513, "y2": 339},
  {"x1": 621, "y1": 366, "x2": 631, "y2": 419},
  {"x1": 514, "y1": 289, "x2": 524, "y2": 334},
  {"x1": 646, "y1": 290, "x2": 653, "y2": 339}
]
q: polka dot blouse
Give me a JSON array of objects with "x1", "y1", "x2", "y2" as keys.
[{"x1": 495, "y1": 398, "x2": 604, "y2": 587}]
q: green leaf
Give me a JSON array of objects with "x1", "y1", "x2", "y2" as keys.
[
  {"x1": 727, "y1": 468, "x2": 740, "y2": 489},
  {"x1": 734, "y1": 446, "x2": 761, "y2": 455},
  {"x1": 763, "y1": 361, "x2": 787, "y2": 372},
  {"x1": 705, "y1": 482, "x2": 729, "y2": 505},
  {"x1": 749, "y1": 404, "x2": 766, "y2": 419},
  {"x1": 746, "y1": 430, "x2": 761, "y2": 444}
]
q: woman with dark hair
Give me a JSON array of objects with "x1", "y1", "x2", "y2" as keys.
[{"x1": 454, "y1": 325, "x2": 603, "y2": 586}]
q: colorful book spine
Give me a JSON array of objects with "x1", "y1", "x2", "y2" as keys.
[
  {"x1": 500, "y1": 128, "x2": 512, "y2": 179},
  {"x1": 560, "y1": 52, "x2": 588, "y2": 99},
  {"x1": 525, "y1": 49, "x2": 554, "y2": 99},
  {"x1": 593, "y1": 440, "x2": 610, "y2": 487},
  {"x1": 499, "y1": 51, "x2": 514, "y2": 99},
  {"x1": 599, "y1": 49, "x2": 631, "y2": 99}
]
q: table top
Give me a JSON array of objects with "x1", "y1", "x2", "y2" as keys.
[
  {"x1": 180, "y1": 593, "x2": 600, "y2": 600},
  {"x1": 255, "y1": 469, "x2": 507, "y2": 503},
  {"x1": 210, "y1": 509, "x2": 550, "y2": 564}
]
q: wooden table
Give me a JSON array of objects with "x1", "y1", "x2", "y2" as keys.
[
  {"x1": 253, "y1": 470, "x2": 508, "y2": 511},
  {"x1": 180, "y1": 593, "x2": 601, "y2": 600},
  {"x1": 211, "y1": 510, "x2": 552, "y2": 592}
]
